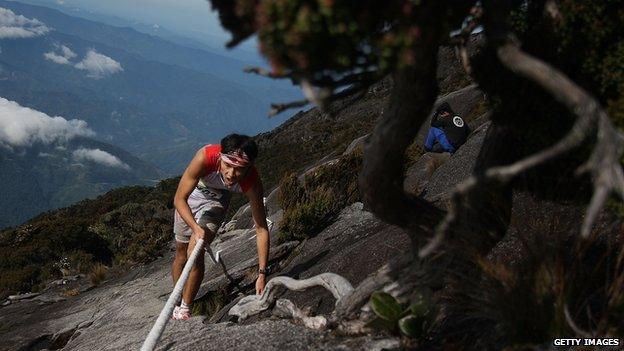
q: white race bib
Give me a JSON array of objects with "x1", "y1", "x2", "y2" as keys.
[{"x1": 202, "y1": 187, "x2": 223, "y2": 199}]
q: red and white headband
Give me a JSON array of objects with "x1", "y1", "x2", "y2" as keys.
[{"x1": 219, "y1": 149, "x2": 251, "y2": 167}]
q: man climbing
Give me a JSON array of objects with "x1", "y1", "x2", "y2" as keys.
[
  {"x1": 424, "y1": 102, "x2": 470, "y2": 154},
  {"x1": 170, "y1": 133, "x2": 270, "y2": 320}
]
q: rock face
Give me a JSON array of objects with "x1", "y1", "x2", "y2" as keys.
[
  {"x1": 258, "y1": 203, "x2": 411, "y2": 319},
  {"x1": 403, "y1": 153, "x2": 450, "y2": 197},
  {"x1": 489, "y1": 191, "x2": 623, "y2": 267},
  {"x1": 0, "y1": 198, "x2": 409, "y2": 351}
]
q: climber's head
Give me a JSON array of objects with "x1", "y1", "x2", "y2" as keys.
[
  {"x1": 219, "y1": 134, "x2": 258, "y2": 186},
  {"x1": 435, "y1": 102, "x2": 455, "y2": 118}
]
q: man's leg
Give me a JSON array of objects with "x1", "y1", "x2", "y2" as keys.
[
  {"x1": 181, "y1": 229, "x2": 216, "y2": 306},
  {"x1": 172, "y1": 241, "x2": 188, "y2": 285}
]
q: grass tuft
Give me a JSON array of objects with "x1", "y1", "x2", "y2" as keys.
[
  {"x1": 88, "y1": 263, "x2": 108, "y2": 286},
  {"x1": 276, "y1": 149, "x2": 362, "y2": 242}
]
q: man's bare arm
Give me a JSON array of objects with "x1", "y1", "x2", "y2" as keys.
[
  {"x1": 173, "y1": 148, "x2": 205, "y2": 236},
  {"x1": 247, "y1": 178, "x2": 269, "y2": 270}
]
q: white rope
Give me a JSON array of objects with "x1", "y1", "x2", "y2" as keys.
[
  {"x1": 140, "y1": 238, "x2": 205, "y2": 351},
  {"x1": 141, "y1": 201, "x2": 272, "y2": 350}
]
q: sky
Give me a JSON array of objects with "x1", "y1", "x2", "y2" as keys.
[
  {"x1": 52, "y1": 0, "x2": 229, "y2": 39},
  {"x1": 14, "y1": 0, "x2": 260, "y2": 58}
]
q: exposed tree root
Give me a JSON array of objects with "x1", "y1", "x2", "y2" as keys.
[
  {"x1": 228, "y1": 253, "x2": 420, "y2": 335},
  {"x1": 228, "y1": 273, "x2": 354, "y2": 321},
  {"x1": 273, "y1": 298, "x2": 328, "y2": 330}
]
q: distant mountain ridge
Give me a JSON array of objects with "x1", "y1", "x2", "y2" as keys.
[
  {"x1": 0, "y1": 1, "x2": 301, "y2": 228},
  {"x1": 0, "y1": 0, "x2": 301, "y2": 174},
  {"x1": 0, "y1": 135, "x2": 162, "y2": 229},
  {"x1": 0, "y1": 0, "x2": 293, "y2": 94}
]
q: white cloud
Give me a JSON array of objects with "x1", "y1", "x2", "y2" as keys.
[
  {"x1": 0, "y1": 97, "x2": 94, "y2": 148},
  {"x1": 0, "y1": 7, "x2": 49, "y2": 39},
  {"x1": 60, "y1": 45, "x2": 76, "y2": 59},
  {"x1": 44, "y1": 52, "x2": 69, "y2": 65},
  {"x1": 74, "y1": 49, "x2": 123, "y2": 79},
  {"x1": 72, "y1": 148, "x2": 130, "y2": 170},
  {"x1": 44, "y1": 44, "x2": 76, "y2": 65}
]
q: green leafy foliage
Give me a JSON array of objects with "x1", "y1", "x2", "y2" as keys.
[
  {"x1": 369, "y1": 290, "x2": 436, "y2": 339},
  {"x1": 403, "y1": 294, "x2": 437, "y2": 338},
  {"x1": 370, "y1": 291, "x2": 403, "y2": 322},
  {"x1": 399, "y1": 315, "x2": 424, "y2": 338},
  {"x1": 210, "y1": 0, "x2": 470, "y2": 86},
  {"x1": 0, "y1": 178, "x2": 177, "y2": 298}
]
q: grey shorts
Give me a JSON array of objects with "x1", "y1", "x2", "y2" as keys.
[{"x1": 173, "y1": 204, "x2": 226, "y2": 244}]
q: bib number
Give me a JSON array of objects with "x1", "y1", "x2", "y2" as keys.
[{"x1": 202, "y1": 188, "x2": 223, "y2": 200}]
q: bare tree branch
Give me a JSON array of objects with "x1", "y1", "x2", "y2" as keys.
[
  {"x1": 229, "y1": 254, "x2": 419, "y2": 333},
  {"x1": 578, "y1": 115, "x2": 624, "y2": 237},
  {"x1": 243, "y1": 66, "x2": 293, "y2": 79},
  {"x1": 564, "y1": 304, "x2": 593, "y2": 338},
  {"x1": 497, "y1": 43, "x2": 624, "y2": 238},
  {"x1": 267, "y1": 82, "x2": 373, "y2": 117},
  {"x1": 268, "y1": 99, "x2": 310, "y2": 117}
]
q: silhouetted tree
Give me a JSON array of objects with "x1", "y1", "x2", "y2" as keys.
[{"x1": 209, "y1": 0, "x2": 624, "y2": 348}]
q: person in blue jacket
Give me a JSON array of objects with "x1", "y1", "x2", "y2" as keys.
[{"x1": 424, "y1": 102, "x2": 470, "y2": 154}]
